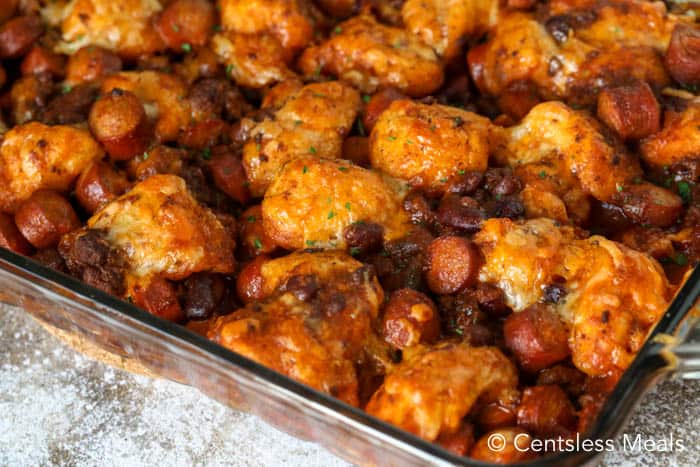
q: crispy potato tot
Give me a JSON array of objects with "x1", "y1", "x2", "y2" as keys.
[
  {"x1": 370, "y1": 100, "x2": 495, "y2": 191},
  {"x1": 242, "y1": 81, "x2": 361, "y2": 196},
  {"x1": 545, "y1": 0, "x2": 677, "y2": 51},
  {"x1": 0, "y1": 122, "x2": 103, "y2": 212},
  {"x1": 366, "y1": 343, "x2": 518, "y2": 440},
  {"x1": 209, "y1": 251, "x2": 383, "y2": 406},
  {"x1": 212, "y1": 32, "x2": 295, "y2": 89},
  {"x1": 498, "y1": 102, "x2": 641, "y2": 203},
  {"x1": 402, "y1": 0, "x2": 498, "y2": 59},
  {"x1": 640, "y1": 101, "x2": 700, "y2": 170},
  {"x1": 474, "y1": 218, "x2": 671, "y2": 378},
  {"x1": 55, "y1": 0, "x2": 165, "y2": 57},
  {"x1": 219, "y1": 0, "x2": 314, "y2": 53},
  {"x1": 87, "y1": 174, "x2": 235, "y2": 282},
  {"x1": 469, "y1": 12, "x2": 669, "y2": 107},
  {"x1": 298, "y1": 14, "x2": 443, "y2": 97},
  {"x1": 262, "y1": 156, "x2": 409, "y2": 250}
]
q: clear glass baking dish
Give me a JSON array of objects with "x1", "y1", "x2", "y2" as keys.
[{"x1": 1, "y1": 246, "x2": 698, "y2": 466}]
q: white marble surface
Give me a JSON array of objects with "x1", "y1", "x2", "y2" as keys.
[{"x1": 0, "y1": 304, "x2": 698, "y2": 466}]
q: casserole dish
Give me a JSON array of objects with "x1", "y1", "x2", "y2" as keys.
[{"x1": 1, "y1": 247, "x2": 698, "y2": 466}]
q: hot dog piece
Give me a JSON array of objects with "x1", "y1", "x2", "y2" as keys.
[
  {"x1": 503, "y1": 304, "x2": 570, "y2": 372},
  {"x1": 236, "y1": 254, "x2": 271, "y2": 304},
  {"x1": 208, "y1": 149, "x2": 250, "y2": 205},
  {"x1": 0, "y1": 212, "x2": 33, "y2": 255},
  {"x1": 0, "y1": 0, "x2": 18, "y2": 24},
  {"x1": 14, "y1": 191, "x2": 81, "y2": 249},
  {"x1": 0, "y1": 15, "x2": 43, "y2": 59},
  {"x1": 614, "y1": 182, "x2": 683, "y2": 228},
  {"x1": 516, "y1": 385, "x2": 578, "y2": 438},
  {"x1": 20, "y1": 46, "x2": 66, "y2": 78},
  {"x1": 665, "y1": 23, "x2": 700, "y2": 86},
  {"x1": 130, "y1": 275, "x2": 185, "y2": 322},
  {"x1": 362, "y1": 88, "x2": 407, "y2": 133},
  {"x1": 597, "y1": 81, "x2": 660, "y2": 140},
  {"x1": 424, "y1": 236, "x2": 482, "y2": 294},
  {"x1": 156, "y1": 0, "x2": 215, "y2": 50},
  {"x1": 341, "y1": 136, "x2": 370, "y2": 167},
  {"x1": 238, "y1": 205, "x2": 277, "y2": 258},
  {"x1": 89, "y1": 89, "x2": 150, "y2": 160},
  {"x1": 381, "y1": 288, "x2": 440, "y2": 349},
  {"x1": 470, "y1": 428, "x2": 535, "y2": 464},
  {"x1": 66, "y1": 47, "x2": 123, "y2": 85},
  {"x1": 75, "y1": 161, "x2": 131, "y2": 213},
  {"x1": 436, "y1": 423, "x2": 475, "y2": 456}
]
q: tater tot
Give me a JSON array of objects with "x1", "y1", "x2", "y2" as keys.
[
  {"x1": 370, "y1": 100, "x2": 495, "y2": 191},
  {"x1": 262, "y1": 156, "x2": 410, "y2": 250},
  {"x1": 0, "y1": 122, "x2": 103, "y2": 213},
  {"x1": 298, "y1": 14, "x2": 443, "y2": 97},
  {"x1": 242, "y1": 81, "x2": 361, "y2": 196}
]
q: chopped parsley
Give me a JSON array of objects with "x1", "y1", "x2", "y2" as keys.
[
  {"x1": 201, "y1": 147, "x2": 212, "y2": 160},
  {"x1": 327, "y1": 211, "x2": 335, "y2": 219},
  {"x1": 452, "y1": 116, "x2": 464, "y2": 128},
  {"x1": 538, "y1": 170, "x2": 547, "y2": 179},
  {"x1": 247, "y1": 215, "x2": 256, "y2": 223},
  {"x1": 309, "y1": 146, "x2": 317, "y2": 154},
  {"x1": 349, "y1": 247, "x2": 361, "y2": 256},
  {"x1": 334, "y1": 26, "x2": 342, "y2": 34},
  {"x1": 356, "y1": 118, "x2": 366, "y2": 136},
  {"x1": 386, "y1": 135, "x2": 397, "y2": 141},
  {"x1": 226, "y1": 63, "x2": 234, "y2": 76},
  {"x1": 674, "y1": 253, "x2": 689, "y2": 266},
  {"x1": 171, "y1": 23, "x2": 180, "y2": 32},
  {"x1": 344, "y1": 202, "x2": 351, "y2": 211},
  {"x1": 678, "y1": 181, "x2": 691, "y2": 203},
  {"x1": 61, "y1": 84, "x2": 72, "y2": 94},
  {"x1": 142, "y1": 152, "x2": 149, "y2": 161},
  {"x1": 294, "y1": 119, "x2": 303, "y2": 126},
  {"x1": 302, "y1": 165, "x2": 308, "y2": 174},
  {"x1": 458, "y1": 169, "x2": 465, "y2": 175},
  {"x1": 338, "y1": 166, "x2": 349, "y2": 172},
  {"x1": 253, "y1": 238, "x2": 262, "y2": 250},
  {"x1": 181, "y1": 43, "x2": 192, "y2": 53},
  {"x1": 362, "y1": 94, "x2": 371, "y2": 103},
  {"x1": 306, "y1": 240, "x2": 317, "y2": 247},
  {"x1": 616, "y1": 183, "x2": 625, "y2": 192}
]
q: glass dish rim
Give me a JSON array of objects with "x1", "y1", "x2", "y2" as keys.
[{"x1": 0, "y1": 246, "x2": 692, "y2": 467}]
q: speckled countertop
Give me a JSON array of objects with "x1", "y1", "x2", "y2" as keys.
[{"x1": 0, "y1": 303, "x2": 698, "y2": 466}]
